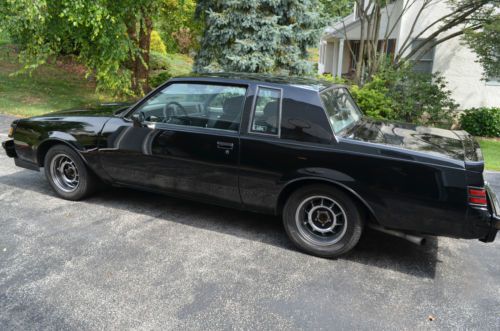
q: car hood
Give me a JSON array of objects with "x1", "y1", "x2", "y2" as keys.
[
  {"x1": 344, "y1": 118, "x2": 483, "y2": 162},
  {"x1": 49, "y1": 102, "x2": 133, "y2": 117}
]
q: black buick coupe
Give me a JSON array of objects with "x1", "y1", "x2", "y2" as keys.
[{"x1": 3, "y1": 73, "x2": 499, "y2": 258}]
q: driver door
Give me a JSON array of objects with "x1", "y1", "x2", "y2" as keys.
[{"x1": 98, "y1": 82, "x2": 248, "y2": 206}]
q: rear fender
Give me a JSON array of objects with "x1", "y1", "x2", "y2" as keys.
[{"x1": 277, "y1": 167, "x2": 383, "y2": 224}]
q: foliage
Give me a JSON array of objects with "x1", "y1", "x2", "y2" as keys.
[
  {"x1": 319, "y1": 0, "x2": 353, "y2": 23},
  {"x1": 0, "y1": 0, "x2": 168, "y2": 96},
  {"x1": 478, "y1": 139, "x2": 500, "y2": 171},
  {"x1": 194, "y1": 0, "x2": 322, "y2": 75},
  {"x1": 384, "y1": 65, "x2": 457, "y2": 126},
  {"x1": 463, "y1": 13, "x2": 500, "y2": 81},
  {"x1": 0, "y1": 44, "x2": 118, "y2": 117},
  {"x1": 150, "y1": 30, "x2": 167, "y2": 55},
  {"x1": 172, "y1": 27, "x2": 195, "y2": 54},
  {"x1": 350, "y1": 63, "x2": 458, "y2": 126},
  {"x1": 0, "y1": 30, "x2": 10, "y2": 45},
  {"x1": 157, "y1": 0, "x2": 203, "y2": 53},
  {"x1": 317, "y1": 73, "x2": 347, "y2": 84},
  {"x1": 149, "y1": 51, "x2": 170, "y2": 71},
  {"x1": 460, "y1": 107, "x2": 500, "y2": 137},
  {"x1": 350, "y1": 77, "x2": 394, "y2": 119},
  {"x1": 166, "y1": 52, "x2": 193, "y2": 76},
  {"x1": 150, "y1": 71, "x2": 172, "y2": 88}
]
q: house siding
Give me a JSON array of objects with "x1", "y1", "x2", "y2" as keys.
[{"x1": 319, "y1": 0, "x2": 500, "y2": 109}]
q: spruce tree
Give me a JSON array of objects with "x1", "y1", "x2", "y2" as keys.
[{"x1": 194, "y1": 0, "x2": 322, "y2": 75}]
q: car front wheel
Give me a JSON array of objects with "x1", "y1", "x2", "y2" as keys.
[
  {"x1": 283, "y1": 184, "x2": 364, "y2": 258},
  {"x1": 44, "y1": 144, "x2": 98, "y2": 200}
]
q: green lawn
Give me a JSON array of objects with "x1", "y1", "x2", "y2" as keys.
[
  {"x1": 0, "y1": 45, "x2": 116, "y2": 117},
  {"x1": 478, "y1": 139, "x2": 500, "y2": 172},
  {"x1": 166, "y1": 53, "x2": 193, "y2": 76},
  {"x1": 0, "y1": 43, "x2": 193, "y2": 117}
]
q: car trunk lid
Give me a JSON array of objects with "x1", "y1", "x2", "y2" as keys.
[{"x1": 345, "y1": 118, "x2": 484, "y2": 167}]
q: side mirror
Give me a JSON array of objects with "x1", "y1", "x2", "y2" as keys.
[{"x1": 131, "y1": 112, "x2": 145, "y2": 127}]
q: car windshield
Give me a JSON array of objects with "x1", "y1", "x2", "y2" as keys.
[{"x1": 320, "y1": 88, "x2": 362, "y2": 134}]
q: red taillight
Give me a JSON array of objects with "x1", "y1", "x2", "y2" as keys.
[{"x1": 468, "y1": 187, "x2": 487, "y2": 206}]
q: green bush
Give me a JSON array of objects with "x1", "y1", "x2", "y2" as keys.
[
  {"x1": 316, "y1": 73, "x2": 347, "y2": 84},
  {"x1": 350, "y1": 77, "x2": 394, "y2": 119},
  {"x1": 150, "y1": 71, "x2": 172, "y2": 88},
  {"x1": 460, "y1": 107, "x2": 500, "y2": 137},
  {"x1": 349, "y1": 63, "x2": 457, "y2": 127},
  {"x1": 150, "y1": 30, "x2": 167, "y2": 55},
  {"x1": 149, "y1": 51, "x2": 170, "y2": 71}
]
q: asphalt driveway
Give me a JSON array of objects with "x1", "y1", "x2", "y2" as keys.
[{"x1": 0, "y1": 114, "x2": 499, "y2": 330}]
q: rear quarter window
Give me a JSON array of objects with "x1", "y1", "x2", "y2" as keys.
[{"x1": 320, "y1": 88, "x2": 362, "y2": 134}]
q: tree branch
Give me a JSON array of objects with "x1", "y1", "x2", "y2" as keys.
[
  {"x1": 395, "y1": 0, "x2": 485, "y2": 61},
  {"x1": 399, "y1": 24, "x2": 482, "y2": 65}
]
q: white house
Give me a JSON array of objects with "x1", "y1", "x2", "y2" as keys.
[{"x1": 318, "y1": 0, "x2": 500, "y2": 109}]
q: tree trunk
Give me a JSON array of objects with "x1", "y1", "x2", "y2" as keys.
[
  {"x1": 126, "y1": 13, "x2": 153, "y2": 96},
  {"x1": 355, "y1": 20, "x2": 365, "y2": 84},
  {"x1": 126, "y1": 19, "x2": 139, "y2": 93},
  {"x1": 135, "y1": 15, "x2": 153, "y2": 95}
]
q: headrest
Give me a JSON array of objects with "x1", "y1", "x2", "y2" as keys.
[{"x1": 223, "y1": 96, "x2": 244, "y2": 117}]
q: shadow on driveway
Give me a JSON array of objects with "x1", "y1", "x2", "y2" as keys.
[{"x1": 0, "y1": 169, "x2": 439, "y2": 279}]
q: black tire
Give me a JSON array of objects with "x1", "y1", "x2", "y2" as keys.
[
  {"x1": 43, "y1": 144, "x2": 98, "y2": 200},
  {"x1": 283, "y1": 184, "x2": 364, "y2": 258}
]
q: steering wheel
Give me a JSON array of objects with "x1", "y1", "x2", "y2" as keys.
[{"x1": 163, "y1": 101, "x2": 188, "y2": 122}]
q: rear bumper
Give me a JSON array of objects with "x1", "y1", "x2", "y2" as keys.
[
  {"x1": 2, "y1": 139, "x2": 17, "y2": 158},
  {"x1": 481, "y1": 182, "x2": 500, "y2": 242}
]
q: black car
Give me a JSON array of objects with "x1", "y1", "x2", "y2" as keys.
[{"x1": 2, "y1": 73, "x2": 499, "y2": 258}]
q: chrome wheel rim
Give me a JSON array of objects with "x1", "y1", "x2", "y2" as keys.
[
  {"x1": 295, "y1": 195, "x2": 348, "y2": 246},
  {"x1": 49, "y1": 154, "x2": 80, "y2": 193}
]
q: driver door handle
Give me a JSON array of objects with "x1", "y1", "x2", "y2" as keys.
[{"x1": 217, "y1": 141, "x2": 234, "y2": 150}]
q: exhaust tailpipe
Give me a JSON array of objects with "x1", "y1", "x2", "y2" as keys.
[{"x1": 368, "y1": 224, "x2": 426, "y2": 246}]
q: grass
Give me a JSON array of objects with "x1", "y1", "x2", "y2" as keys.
[
  {"x1": 0, "y1": 44, "x2": 115, "y2": 117},
  {"x1": 0, "y1": 43, "x2": 193, "y2": 117},
  {"x1": 166, "y1": 53, "x2": 193, "y2": 76},
  {"x1": 478, "y1": 138, "x2": 500, "y2": 172}
]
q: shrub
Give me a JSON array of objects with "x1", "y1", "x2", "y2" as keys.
[
  {"x1": 460, "y1": 107, "x2": 500, "y2": 137},
  {"x1": 150, "y1": 30, "x2": 167, "y2": 55},
  {"x1": 150, "y1": 71, "x2": 172, "y2": 88},
  {"x1": 350, "y1": 77, "x2": 394, "y2": 119},
  {"x1": 384, "y1": 65, "x2": 457, "y2": 127},
  {"x1": 172, "y1": 27, "x2": 194, "y2": 54},
  {"x1": 149, "y1": 51, "x2": 169, "y2": 71},
  {"x1": 349, "y1": 63, "x2": 458, "y2": 127},
  {"x1": 316, "y1": 73, "x2": 347, "y2": 85}
]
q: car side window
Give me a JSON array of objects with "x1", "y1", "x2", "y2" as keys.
[
  {"x1": 133, "y1": 83, "x2": 247, "y2": 132},
  {"x1": 250, "y1": 87, "x2": 282, "y2": 135}
]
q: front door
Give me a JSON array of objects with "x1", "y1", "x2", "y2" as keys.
[{"x1": 98, "y1": 82, "x2": 248, "y2": 206}]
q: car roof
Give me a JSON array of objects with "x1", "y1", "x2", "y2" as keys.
[{"x1": 171, "y1": 72, "x2": 345, "y2": 92}]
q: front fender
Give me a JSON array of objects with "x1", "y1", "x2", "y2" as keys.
[{"x1": 13, "y1": 116, "x2": 109, "y2": 168}]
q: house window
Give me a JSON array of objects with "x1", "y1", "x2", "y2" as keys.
[
  {"x1": 348, "y1": 39, "x2": 396, "y2": 71},
  {"x1": 411, "y1": 39, "x2": 435, "y2": 74}
]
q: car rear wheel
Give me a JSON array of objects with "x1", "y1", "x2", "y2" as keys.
[
  {"x1": 44, "y1": 144, "x2": 98, "y2": 200},
  {"x1": 283, "y1": 184, "x2": 364, "y2": 258}
]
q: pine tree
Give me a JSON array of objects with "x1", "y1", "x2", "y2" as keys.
[{"x1": 194, "y1": 0, "x2": 322, "y2": 75}]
